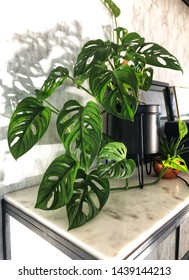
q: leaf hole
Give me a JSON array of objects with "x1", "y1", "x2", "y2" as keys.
[
  {"x1": 17, "y1": 121, "x2": 26, "y2": 126},
  {"x1": 86, "y1": 55, "x2": 94, "y2": 65},
  {"x1": 117, "y1": 147, "x2": 124, "y2": 155},
  {"x1": 10, "y1": 136, "x2": 20, "y2": 147},
  {"x1": 47, "y1": 193, "x2": 54, "y2": 209},
  {"x1": 82, "y1": 201, "x2": 90, "y2": 216},
  {"x1": 31, "y1": 124, "x2": 37, "y2": 135},
  {"x1": 91, "y1": 192, "x2": 100, "y2": 209},
  {"x1": 146, "y1": 70, "x2": 151, "y2": 77},
  {"x1": 157, "y1": 57, "x2": 167, "y2": 66},
  {"x1": 48, "y1": 176, "x2": 59, "y2": 181},
  {"x1": 85, "y1": 123, "x2": 92, "y2": 129},
  {"x1": 75, "y1": 198, "x2": 80, "y2": 203},
  {"x1": 140, "y1": 44, "x2": 153, "y2": 53},
  {"x1": 15, "y1": 131, "x2": 23, "y2": 136}
]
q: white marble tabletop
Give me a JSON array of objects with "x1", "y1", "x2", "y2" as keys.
[{"x1": 3, "y1": 172, "x2": 189, "y2": 259}]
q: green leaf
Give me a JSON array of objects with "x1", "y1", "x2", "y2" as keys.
[
  {"x1": 139, "y1": 67, "x2": 153, "y2": 91},
  {"x1": 114, "y1": 27, "x2": 129, "y2": 43},
  {"x1": 98, "y1": 142, "x2": 136, "y2": 179},
  {"x1": 138, "y1": 43, "x2": 183, "y2": 72},
  {"x1": 177, "y1": 139, "x2": 189, "y2": 155},
  {"x1": 178, "y1": 118, "x2": 188, "y2": 140},
  {"x1": 66, "y1": 170, "x2": 110, "y2": 230},
  {"x1": 7, "y1": 97, "x2": 51, "y2": 159},
  {"x1": 57, "y1": 100, "x2": 102, "y2": 171},
  {"x1": 162, "y1": 155, "x2": 188, "y2": 173},
  {"x1": 36, "y1": 66, "x2": 69, "y2": 100},
  {"x1": 35, "y1": 153, "x2": 80, "y2": 210},
  {"x1": 74, "y1": 39, "x2": 112, "y2": 80},
  {"x1": 104, "y1": 0, "x2": 120, "y2": 17},
  {"x1": 89, "y1": 64, "x2": 138, "y2": 120},
  {"x1": 122, "y1": 32, "x2": 145, "y2": 47}
]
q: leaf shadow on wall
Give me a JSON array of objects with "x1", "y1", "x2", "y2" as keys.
[
  {"x1": 1, "y1": 21, "x2": 111, "y2": 144},
  {"x1": 4, "y1": 20, "x2": 83, "y2": 113}
]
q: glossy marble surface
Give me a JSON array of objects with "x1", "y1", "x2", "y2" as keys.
[{"x1": 4, "y1": 172, "x2": 189, "y2": 259}]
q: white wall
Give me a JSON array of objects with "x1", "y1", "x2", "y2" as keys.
[
  {"x1": 1, "y1": 0, "x2": 189, "y2": 259},
  {"x1": 0, "y1": 0, "x2": 111, "y2": 187},
  {"x1": 119, "y1": 0, "x2": 189, "y2": 87}
]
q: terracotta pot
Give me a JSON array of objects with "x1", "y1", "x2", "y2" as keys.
[{"x1": 153, "y1": 160, "x2": 180, "y2": 179}]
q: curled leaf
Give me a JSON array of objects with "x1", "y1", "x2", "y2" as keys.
[{"x1": 98, "y1": 142, "x2": 136, "y2": 178}]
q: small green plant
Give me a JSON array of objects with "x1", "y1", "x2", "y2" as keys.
[
  {"x1": 7, "y1": 0, "x2": 183, "y2": 229},
  {"x1": 159, "y1": 119, "x2": 189, "y2": 173}
]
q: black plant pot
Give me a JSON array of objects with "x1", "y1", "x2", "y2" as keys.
[
  {"x1": 107, "y1": 104, "x2": 161, "y2": 187},
  {"x1": 107, "y1": 104, "x2": 161, "y2": 156}
]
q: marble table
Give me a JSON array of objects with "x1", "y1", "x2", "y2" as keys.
[{"x1": 2, "y1": 172, "x2": 189, "y2": 260}]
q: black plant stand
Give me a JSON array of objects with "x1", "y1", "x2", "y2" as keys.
[
  {"x1": 106, "y1": 104, "x2": 161, "y2": 189},
  {"x1": 137, "y1": 112, "x2": 145, "y2": 188},
  {"x1": 133, "y1": 113, "x2": 156, "y2": 188}
]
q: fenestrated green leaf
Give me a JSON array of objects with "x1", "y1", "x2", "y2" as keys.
[
  {"x1": 36, "y1": 66, "x2": 69, "y2": 100},
  {"x1": 7, "y1": 97, "x2": 51, "y2": 159},
  {"x1": 66, "y1": 170, "x2": 110, "y2": 230},
  {"x1": 122, "y1": 32, "x2": 145, "y2": 47},
  {"x1": 114, "y1": 27, "x2": 129, "y2": 43},
  {"x1": 89, "y1": 64, "x2": 139, "y2": 120},
  {"x1": 98, "y1": 142, "x2": 136, "y2": 178},
  {"x1": 138, "y1": 43, "x2": 183, "y2": 72},
  {"x1": 139, "y1": 67, "x2": 153, "y2": 91},
  {"x1": 35, "y1": 153, "x2": 80, "y2": 210},
  {"x1": 74, "y1": 39, "x2": 112, "y2": 80},
  {"x1": 57, "y1": 100, "x2": 102, "y2": 171},
  {"x1": 104, "y1": 0, "x2": 120, "y2": 17}
]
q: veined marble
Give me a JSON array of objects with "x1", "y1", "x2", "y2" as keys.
[{"x1": 4, "y1": 173, "x2": 189, "y2": 259}]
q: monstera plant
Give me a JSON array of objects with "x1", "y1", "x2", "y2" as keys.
[{"x1": 7, "y1": 0, "x2": 183, "y2": 229}]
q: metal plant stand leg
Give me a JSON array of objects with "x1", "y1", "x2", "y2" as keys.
[
  {"x1": 2, "y1": 200, "x2": 11, "y2": 260},
  {"x1": 137, "y1": 154, "x2": 144, "y2": 188},
  {"x1": 145, "y1": 158, "x2": 153, "y2": 175},
  {"x1": 137, "y1": 113, "x2": 144, "y2": 188}
]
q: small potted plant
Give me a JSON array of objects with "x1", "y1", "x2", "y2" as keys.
[
  {"x1": 154, "y1": 119, "x2": 189, "y2": 179},
  {"x1": 7, "y1": 0, "x2": 183, "y2": 229}
]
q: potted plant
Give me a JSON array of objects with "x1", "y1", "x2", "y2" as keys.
[
  {"x1": 7, "y1": 0, "x2": 183, "y2": 229},
  {"x1": 154, "y1": 118, "x2": 189, "y2": 179}
]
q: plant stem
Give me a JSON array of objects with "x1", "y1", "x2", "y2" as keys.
[
  {"x1": 69, "y1": 75, "x2": 92, "y2": 96},
  {"x1": 110, "y1": 184, "x2": 140, "y2": 191},
  {"x1": 110, "y1": 167, "x2": 168, "y2": 192},
  {"x1": 44, "y1": 100, "x2": 60, "y2": 115},
  {"x1": 143, "y1": 167, "x2": 168, "y2": 186},
  {"x1": 44, "y1": 99, "x2": 72, "y2": 133},
  {"x1": 114, "y1": 15, "x2": 119, "y2": 45},
  {"x1": 108, "y1": 58, "x2": 115, "y2": 71}
]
